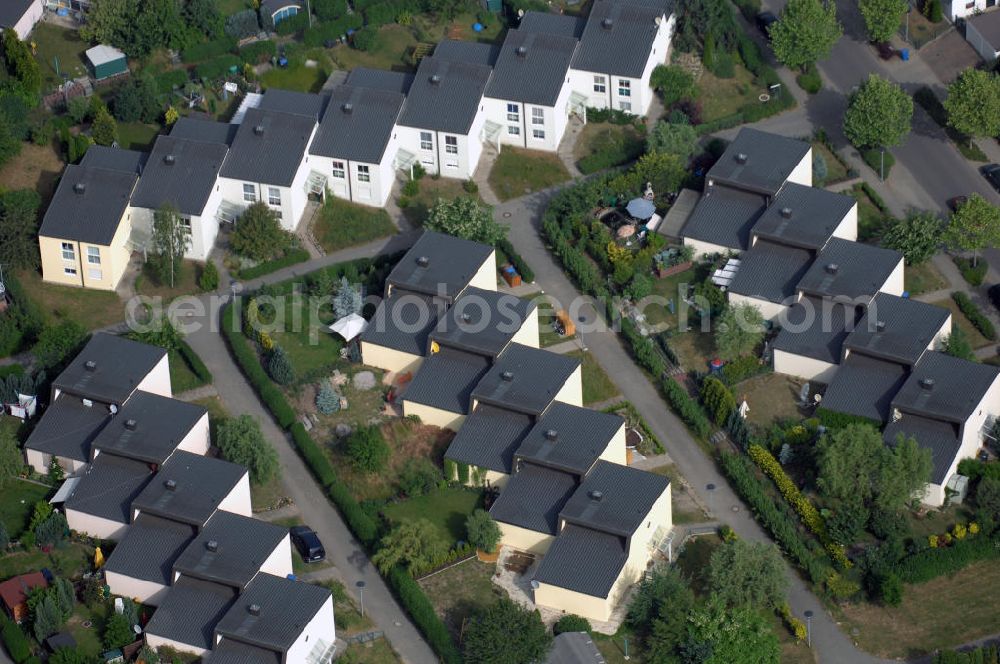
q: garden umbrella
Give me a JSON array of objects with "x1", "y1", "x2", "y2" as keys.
[
  {"x1": 626, "y1": 197, "x2": 656, "y2": 219},
  {"x1": 329, "y1": 313, "x2": 368, "y2": 341}
]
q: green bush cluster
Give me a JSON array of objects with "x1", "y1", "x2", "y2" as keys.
[
  {"x1": 815, "y1": 408, "x2": 881, "y2": 430},
  {"x1": 719, "y1": 355, "x2": 766, "y2": 385},
  {"x1": 195, "y1": 54, "x2": 242, "y2": 81},
  {"x1": 239, "y1": 40, "x2": 277, "y2": 64},
  {"x1": 720, "y1": 452, "x2": 833, "y2": 585},
  {"x1": 796, "y1": 64, "x2": 822, "y2": 94},
  {"x1": 409, "y1": 543, "x2": 475, "y2": 578},
  {"x1": 661, "y1": 376, "x2": 712, "y2": 439},
  {"x1": 1, "y1": 616, "x2": 31, "y2": 663},
  {"x1": 953, "y1": 290, "x2": 995, "y2": 338},
  {"x1": 153, "y1": 69, "x2": 190, "y2": 92},
  {"x1": 496, "y1": 238, "x2": 535, "y2": 283},
  {"x1": 953, "y1": 258, "x2": 989, "y2": 289},
  {"x1": 225, "y1": 9, "x2": 261, "y2": 38},
  {"x1": 584, "y1": 107, "x2": 638, "y2": 124},
  {"x1": 302, "y1": 15, "x2": 365, "y2": 47},
  {"x1": 182, "y1": 36, "x2": 237, "y2": 63},
  {"x1": 934, "y1": 645, "x2": 1000, "y2": 664},
  {"x1": 236, "y1": 248, "x2": 310, "y2": 280},
  {"x1": 700, "y1": 376, "x2": 735, "y2": 426},
  {"x1": 0, "y1": 274, "x2": 43, "y2": 357},
  {"x1": 387, "y1": 567, "x2": 463, "y2": 664},
  {"x1": 896, "y1": 535, "x2": 1000, "y2": 584},
  {"x1": 577, "y1": 129, "x2": 646, "y2": 174},
  {"x1": 553, "y1": 614, "x2": 592, "y2": 635},
  {"x1": 274, "y1": 12, "x2": 310, "y2": 35}
]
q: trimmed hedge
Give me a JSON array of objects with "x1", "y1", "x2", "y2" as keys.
[
  {"x1": 290, "y1": 422, "x2": 337, "y2": 487},
  {"x1": 328, "y1": 480, "x2": 380, "y2": 546},
  {"x1": 182, "y1": 36, "x2": 237, "y2": 63},
  {"x1": 302, "y1": 15, "x2": 365, "y2": 47},
  {"x1": 496, "y1": 238, "x2": 535, "y2": 283},
  {"x1": 239, "y1": 39, "x2": 277, "y2": 64},
  {"x1": 387, "y1": 567, "x2": 463, "y2": 664},
  {"x1": 195, "y1": 54, "x2": 242, "y2": 81},
  {"x1": 952, "y1": 291, "x2": 996, "y2": 339},
  {"x1": 661, "y1": 376, "x2": 711, "y2": 439},
  {"x1": 237, "y1": 249, "x2": 311, "y2": 280},
  {"x1": 178, "y1": 340, "x2": 212, "y2": 385},
  {"x1": 1, "y1": 616, "x2": 31, "y2": 663},
  {"x1": 953, "y1": 257, "x2": 989, "y2": 289},
  {"x1": 815, "y1": 407, "x2": 881, "y2": 430},
  {"x1": 896, "y1": 535, "x2": 1000, "y2": 584}
]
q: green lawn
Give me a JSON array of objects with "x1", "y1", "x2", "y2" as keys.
[
  {"x1": 169, "y1": 346, "x2": 208, "y2": 394},
  {"x1": 931, "y1": 298, "x2": 993, "y2": 348},
  {"x1": 418, "y1": 558, "x2": 499, "y2": 640},
  {"x1": 401, "y1": 177, "x2": 480, "y2": 228},
  {"x1": 904, "y1": 261, "x2": 947, "y2": 296},
  {"x1": 67, "y1": 601, "x2": 109, "y2": 658},
  {"x1": 573, "y1": 122, "x2": 646, "y2": 173},
  {"x1": 265, "y1": 294, "x2": 345, "y2": 377},
  {"x1": 733, "y1": 373, "x2": 808, "y2": 428},
  {"x1": 32, "y1": 23, "x2": 90, "y2": 90},
  {"x1": 568, "y1": 350, "x2": 620, "y2": 405},
  {"x1": 0, "y1": 542, "x2": 92, "y2": 581},
  {"x1": 812, "y1": 141, "x2": 849, "y2": 185},
  {"x1": 488, "y1": 148, "x2": 571, "y2": 202},
  {"x1": 529, "y1": 297, "x2": 575, "y2": 348},
  {"x1": 0, "y1": 480, "x2": 51, "y2": 537},
  {"x1": 382, "y1": 487, "x2": 482, "y2": 547},
  {"x1": 849, "y1": 184, "x2": 889, "y2": 242},
  {"x1": 643, "y1": 267, "x2": 696, "y2": 329},
  {"x1": 667, "y1": 330, "x2": 715, "y2": 373},
  {"x1": 17, "y1": 269, "x2": 126, "y2": 329},
  {"x1": 675, "y1": 533, "x2": 721, "y2": 596},
  {"x1": 261, "y1": 62, "x2": 330, "y2": 93},
  {"x1": 411, "y1": 11, "x2": 506, "y2": 44},
  {"x1": 116, "y1": 122, "x2": 162, "y2": 150},
  {"x1": 329, "y1": 25, "x2": 419, "y2": 72},
  {"x1": 695, "y1": 65, "x2": 759, "y2": 123},
  {"x1": 135, "y1": 260, "x2": 203, "y2": 302},
  {"x1": 313, "y1": 197, "x2": 397, "y2": 253}
]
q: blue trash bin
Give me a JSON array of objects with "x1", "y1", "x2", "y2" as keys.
[{"x1": 900, "y1": 48, "x2": 910, "y2": 61}]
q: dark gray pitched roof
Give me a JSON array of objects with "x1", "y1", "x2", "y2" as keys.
[
  {"x1": 486, "y1": 30, "x2": 578, "y2": 107},
  {"x1": 210, "y1": 640, "x2": 282, "y2": 664},
  {"x1": 38, "y1": 165, "x2": 137, "y2": 245},
  {"x1": 772, "y1": 296, "x2": 858, "y2": 364},
  {"x1": 489, "y1": 462, "x2": 578, "y2": 534},
  {"x1": 169, "y1": 116, "x2": 239, "y2": 145},
  {"x1": 752, "y1": 183, "x2": 857, "y2": 250},
  {"x1": 472, "y1": 343, "x2": 580, "y2": 416},
  {"x1": 820, "y1": 353, "x2": 909, "y2": 424},
  {"x1": 103, "y1": 513, "x2": 196, "y2": 585},
  {"x1": 64, "y1": 453, "x2": 154, "y2": 523},
  {"x1": 214, "y1": 573, "x2": 331, "y2": 652},
  {"x1": 399, "y1": 57, "x2": 492, "y2": 134},
  {"x1": 260, "y1": 0, "x2": 303, "y2": 14},
  {"x1": 572, "y1": 0, "x2": 668, "y2": 78},
  {"x1": 518, "y1": 12, "x2": 586, "y2": 38},
  {"x1": 90, "y1": 392, "x2": 207, "y2": 464},
  {"x1": 845, "y1": 294, "x2": 950, "y2": 366},
  {"x1": 257, "y1": 88, "x2": 329, "y2": 120},
  {"x1": 403, "y1": 347, "x2": 490, "y2": 414},
  {"x1": 173, "y1": 511, "x2": 288, "y2": 589},
  {"x1": 515, "y1": 402, "x2": 624, "y2": 475},
  {"x1": 131, "y1": 135, "x2": 229, "y2": 216},
  {"x1": 444, "y1": 404, "x2": 534, "y2": 473},
  {"x1": 0, "y1": 0, "x2": 35, "y2": 28},
  {"x1": 132, "y1": 451, "x2": 247, "y2": 527},
  {"x1": 796, "y1": 238, "x2": 902, "y2": 300},
  {"x1": 433, "y1": 39, "x2": 501, "y2": 66},
  {"x1": 346, "y1": 67, "x2": 414, "y2": 95},
  {"x1": 360, "y1": 289, "x2": 444, "y2": 355},
  {"x1": 80, "y1": 146, "x2": 148, "y2": 174},
  {"x1": 546, "y1": 632, "x2": 606, "y2": 664},
  {"x1": 679, "y1": 184, "x2": 767, "y2": 251},
  {"x1": 387, "y1": 231, "x2": 494, "y2": 299},
  {"x1": 309, "y1": 84, "x2": 404, "y2": 163},
  {"x1": 559, "y1": 460, "x2": 668, "y2": 536},
  {"x1": 220, "y1": 107, "x2": 315, "y2": 186},
  {"x1": 24, "y1": 396, "x2": 110, "y2": 463},
  {"x1": 968, "y1": 9, "x2": 1000, "y2": 46},
  {"x1": 707, "y1": 128, "x2": 811, "y2": 196},
  {"x1": 53, "y1": 334, "x2": 167, "y2": 405},
  {"x1": 884, "y1": 415, "x2": 960, "y2": 484},
  {"x1": 429, "y1": 288, "x2": 535, "y2": 358},
  {"x1": 727, "y1": 240, "x2": 813, "y2": 304},
  {"x1": 892, "y1": 351, "x2": 999, "y2": 423},
  {"x1": 145, "y1": 576, "x2": 238, "y2": 651},
  {"x1": 533, "y1": 524, "x2": 627, "y2": 597}
]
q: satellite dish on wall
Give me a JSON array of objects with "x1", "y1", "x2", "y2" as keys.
[{"x1": 517, "y1": 8, "x2": 524, "y2": 16}]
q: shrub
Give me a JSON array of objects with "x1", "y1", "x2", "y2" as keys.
[
  {"x1": 396, "y1": 458, "x2": 440, "y2": 497},
  {"x1": 198, "y1": 260, "x2": 220, "y2": 292},
  {"x1": 153, "y1": 69, "x2": 189, "y2": 92},
  {"x1": 953, "y1": 291, "x2": 996, "y2": 339},
  {"x1": 797, "y1": 64, "x2": 822, "y2": 94},
  {"x1": 953, "y1": 257, "x2": 989, "y2": 288},
  {"x1": 239, "y1": 39, "x2": 276, "y2": 64},
  {"x1": 195, "y1": 54, "x2": 242, "y2": 81},
  {"x1": 274, "y1": 11, "x2": 310, "y2": 34},
  {"x1": 862, "y1": 148, "x2": 894, "y2": 178},
  {"x1": 456, "y1": 462, "x2": 470, "y2": 484},
  {"x1": 316, "y1": 383, "x2": 340, "y2": 414},
  {"x1": 236, "y1": 248, "x2": 310, "y2": 280},
  {"x1": 225, "y1": 9, "x2": 261, "y2": 38},
  {"x1": 700, "y1": 376, "x2": 736, "y2": 426},
  {"x1": 352, "y1": 27, "x2": 379, "y2": 51},
  {"x1": 182, "y1": 36, "x2": 237, "y2": 63},
  {"x1": 345, "y1": 425, "x2": 390, "y2": 474},
  {"x1": 267, "y1": 345, "x2": 295, "y2": 385},
  {"x1": 1, "y1": 616, "x2": 31, "y2": 663},
  {"x1": 897, "y1": 533, "x2": 1000, "y2": 583},
  {"x1": 553, "y1": 614, "x2": 592, "y2": 635},
  {"x1": 443, "y1": 459, "x2": 457, "y2": 482},
  {"x1": 402, "y1": 179, "x2": 419, "y2": 196},
  {"x1": 290, "y1": 423, "x2": 336, "y2": 486},
  {"x1": 825, "y1": 571, "x2": 861, "y2": 599},
  {"x1": 719, "y1": 355, "x2": 764, "y2": 385},
  {"x1": 463, "y1": 179, "x2": 479, "y2": 194}
]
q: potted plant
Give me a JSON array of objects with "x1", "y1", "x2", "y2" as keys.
[{"x1": 466, "y1": 509, "x2": 502, "y2": 563}]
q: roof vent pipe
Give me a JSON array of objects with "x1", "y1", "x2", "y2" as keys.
[
  {"x1": 780, "y1": 207, "x2": 792, "y2": 219},
  {"x1": 825, "y1": 263, "x2": 839, "y2": 275},
  {"x1": 164, "y1": 154, "x2": 176, "y2": 165},
  {"x1": 84, "y1": 360, "x2": 97, "y2": 371},
  {"x1": 124, "y1": 419, "x2": 137, "y2": 431},
  {"x1": 248, "y1": 604, "x2": 261, "y2": 616},
  {"x1": 206, "y1": 540, "x2": 219, "y2": 552},
  {"x1": 875, "y1": 320, "x2": 886, "y2": 332},
  {"x1": 589, "y1": 490, "x2": 603, "y2": 501},
  {"x1": 73, "y1": 182, "x2": 87, "y2": 194},
  {"x1": 735, "y1": 153, "x2": 748, "y2": 164},
  {"x1": 416, "y1": 255, "x2": 430, "y2": 267},
  {"x1": 461, "y1": 312, "x2": 472, "y2": 323},
  {"x1": 342, "y1": 103, "x2": 353, "y2": 114},
  {"x1": 164, "y1": 479, "x2": 177, "y2": 491},
  {"x1": 544, "y1": 429, "x2": 558, "y2": 441},
  {"x1": 601, "y1": 17, "x2": 613, "y2": 29},
  {"x1": 516, "y1": 45, "x2": 527, "y2": 57},
  {"x1": 501, "y1": 370, "x2": 514, "y2": 382},
  {"x1": 919, "y1": 378, "x2": 935, "y2": 391},
  {"x1": 253, "y1": 124, "x2": 265, "y2": 135},
  {"x1": 429, "y1": 74, "x2": 442, "y2": 85}
]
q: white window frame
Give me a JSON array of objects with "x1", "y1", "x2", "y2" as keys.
[
  {"x1": 86, "y1": 246, "x2": 101, "y2": 265},
  {"x1": 620, "y1": 101, "x2": 632, "y2": 112},
  {"x1": 64, "y1": 267, "x2": 77, "y2": 276},
  {"x1": 507, "y1": 126, "x2": 520, "y2": 136},
  {"x1": 532, "y1": 128, "x2": 545, "y2": 140},
  {"x1": 268, "y1": 186, "x2": 281, "y2": 206},
  {"x1": 506, "y1": 103, "x2": 519, "y2": 122},
  {"x1": 444, "y1": 135, "x2": 458, "y2": 154},
  {"x1": 332, "y1": 161, "x2": 346, "y2": 179},
  {"x1": 61, "y1": 242, "x2": 75, "y2": 262},
  {"x1": 357, "y1": 165, "x2": 370, "y2": 183},
  {"x1": 531, "y1": 107, "x2": 544, "y2": 126},
  {"x1": 420, "y1": 131, "x2": 433, "y2": 151},
  {"x1": 445, "y1": 159, "x2": 459, "y2": 169},
  {"x1": 618, "y1": 79, "x2": 631, "y2": 97},
  {"x1": 593, "y1": 75, "x2": 606, "y2": 93},
  {"x1": 179, "y1": 217, "x2": 192, "y2": 235},
  {"x1": 243, "y1": 183, "x2": 257, "y2": 202}
]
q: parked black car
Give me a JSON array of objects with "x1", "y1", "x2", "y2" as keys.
[
  {"x1": 981, "y1": 164, "x2": 1000, "y2": 193},
  {"x1": 756, "y1": 11, "x2": 777, "y2": 36},
  {"x1": 290, "y1": 525, "x2": 326, "y2": 563}
]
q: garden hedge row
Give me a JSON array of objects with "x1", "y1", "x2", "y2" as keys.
[
  {"x1": 1, "y1": 616, "x2": 31, "y2": 663},
  {"x1": 178, "y1": 340, "x2": 213, "y2": 385},
  {"x1": 388, "y1": 568, "x2": 463, "y2": 664},
  {"x1": 496, "y1": 238, "x2": 535, "y2": 283},
  {"x1": 302, "y1": 15, "x2": 365, "y2": 47},
  {"x1": 239, "y1": 40, "x2": 277, "y2": 64},
  {"x1": 952, "y1": 291, "x2": 996, "y2": 339},
  {"x1": 237, "y1": 249, "x2": 311, "y2": 280},
  {"x1": 934, "y1": 645, "x2": 1000, "y2": 664},
  {"x1": 182, "y1": 36, "x2": 237, "y2": 63},
  {"x1": 195, "y1": 54, "x2": 242, "y2": 81},
  {"x1": 815, "y1": 407, "x2": 881, "y2": 431},
  {"x1": 896, "y1": 534, "x2": 1000, "y2": 584}
]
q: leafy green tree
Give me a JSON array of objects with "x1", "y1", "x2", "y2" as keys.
[
  {"x1": 0, "y1": 110, "x2": 23, "y2": 169},
  {"x1": 650, "y1": 65, "x2": 696, "y2": 105},
  {"x1": 975, "y1": 476, "x2": 1000, "y2": 522},
  {"x1": 185, "y1": 0, "x2": 223, "y2": 37},
  {"x1": 0, "y1": 429, "x2": 24, "y2": 489},
  {"x1": 52, "y1": 578, "x2": 74, "y2": 621},
  {"x1": 826, "y1": 497, "x2": 868, "y2": 544},
  {"x1": 151, "y1": 203, "x2": 192, "y2": 288},
  {"x1": 345, "y1": 425, "x2": 390, "y2": 474},
  {"x1": 32, "y1": 593, "x2": 63, "y2": 642},
  {"x1": 2, "y1": 29, "x2": 42, "y2": 102},
  {"x1": 103, "y1": 612, "x2": 134, "y2": 650},
  {"x1": 0, "y1": 189, "x2": 42, "y2": 269},
  {"x1": 859, "y1": 0, "x2": 908, "y2": 43},
  {"x1": 770, "y1": 0, "x2": 842, "y2": 70},
  {"x1": 648, "y1": 121, "x2": 699, "y2": 161},
  {"x1": 463, "y1": 598, "x2": 552, "y2": 664},
  {"x1": 91, "y1": 105, "x2": 119, "y2": 147},
  {"x1": 708, "y1": 539, "x2": 788, "y2": 609},
  {"x1": 684, "y1": 599, "x2": 780, "y2": 664},
  {"x1": 267, "y1": 345, "x2": 295, "y2": 385},
  {"x1": 465, "y1": 509, "x2": 501, "y2": 553},
  {"x1": 216, "y1": 414, "x2": 279, "y2": 485},
  {"x1": 946, "y1": 193, "x2": 1000, "y2": 266},
  {"x1": 35, "y1": 512, "x2": 68, "y2": 548},
  {"x1": 199, "y1": 260, "x2": 220, "y2": 292},
  {"x1": 28, "y1": 500, "x2": 52, "y2": 533},
  {"x1": 700, "y1": 377, "x2": 736, "y2": 426},
  {"x1": 425, "y1": 197, "x2": 506, "y2": 245},
  {"x1": 371, "y1": 519, "x2": 448, "y2": 575},
  {"x1": 33, "y1": 322, "x2": 86, "y2": 371},
  {"x1": 843, "y1": 74, "x2": 913, "y2": 149},
  {"x1": 943, "y1": 327, "x2": 976, "y2": 361},
  {"x1": 127, "y1": 314, "x2": 183, "y2": 352},
  {"x1": 113, "y1": 77, "x2": 161, "y2": 124},
  {"x1": 50, "y1": 648, "x2": 96, "y2": 664},
  {"x1": 881, "y1": 211, "x2": 942, "y2": 265},
  {"x1": 714, "y1": 303, "x2": 764, "y2": 361},
  {"x1": 627, "y1": 567, "x2": 695, "y2": 659},
  {"x1": 878, "y1": 433, "x2": 933, "y2": 513},
  {"x1": 944, "y1": 68, "x2": 1000, "y2": 139},
  {"x1": 232, "y1": 201, "x2": 289, "y2": 261}
]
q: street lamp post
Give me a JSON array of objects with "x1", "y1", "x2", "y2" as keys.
[
  {"x1": 623, "y1": 636, "x2": 630, "y2": 661},
  {"x1": 356, "y1": 581, "x2": 366, "y2": 618},
  {"x1": 804, "y1": 610, "x2": 814, "y2": 647},
  {"x1": 706, "y1": 483, "x2": 716, "y2": 516}
]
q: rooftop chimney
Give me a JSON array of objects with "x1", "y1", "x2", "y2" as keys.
[
  {"x1": 124, "y1": 419, "x2": 137, "y2": 431},
  {"x1": 84, "y1": 360, "x2": 97, "y2": 372},
  {"x1": 601, "y1": 17, "x2": 613, "y2": 29},
  {"x1": 735, "y1": 153, "x2": 748, "y2": 164},
  {"x1": 919, "y1": 378, "x2": 935, "y2": 391},
  {"x1": 342, "y1": 102, "x2": 353, "y2": 114},
  {"x1": 461, "y1": 312, "x2": 472, "y2": 323},
  {"x1": 825, "y1": 263, "x2": 839, "y2": 275},
  {"x1": 253, "y1": 124, "x2": 265, "y2": 135},
  {"x1": 589, "y1": 490, "x2": 603, "y2": 502},
  {"x1": 544, "y1": 429, "x2": 559, "y2": 441},
  {"x1": 416, "y1": 255, "x2": 430, "y2": 268},
  {"x1": 164, "y1": 479, "x2": 177, "y2": 491},
  {"x1": 501, "y1": 370, "x2": 514, "y2": 382},
  {"x1": 780, "y1": 207, "x2": 792, "y2": 219},
  {"x1": 515, "y1": 45, "x2": 527, "y2": 57},
  {"x1": 164, "y1": 154, "x2": 176, "y2": 165},
  {"x1": 248, "y1": 604, "x2": 261, "y2": 617},
  {"x1": 73, "y1": 182, "x2": 87, "y2": 195},
  {"x1": 206, "y1": 540, "x2": 219, "y2": 553},
  {"x1": 429, "y1": 74, "x2": 442, "y2": 85},
  {"x1": 875, "y1": 320, "x2": 886, "y2": 332}
]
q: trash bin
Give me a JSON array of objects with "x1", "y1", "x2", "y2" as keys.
[{"x1": 900, "y1": 47, "x2": 910, "y2": 61}]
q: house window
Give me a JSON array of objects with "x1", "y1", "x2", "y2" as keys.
[
  {"x1": 506, "y1": 103, "x2": 519, "y2": 122},
  {"x1": 445, "y1": 159, "x2": 458, "y2": 169},
  {"x1": 620, "y1": 101, "x2": 632, "y2": 112},
  {"x1": 268, "y1": 187, "x2": 281, "y2": 206},
  {"x1": 61, "y1": 242, "x2": 75, "y2": 262},
  {"x1": 332, "y1": 161, "x2": 346, "y2": 178},
  {"x1": 88, "y1": 268, "x2": 102, "y2": 281},
  {"x1": 507, "y1": 126, "x2": 520, "y2": 136},
  {"x1": 593, "y1": 75, "x2": 606, "y2": 93},
  {"x1": 966, "y1": 1, "x2": 975, "y2": 7},
  {"x1": 357, "y1": 165, "x2": 370, "y2": 182},
  {"x1": 420, "y1": 131, "x2": 433, "y2": 151},
  {"x1": 180, "y1": 217, "x2": 192, "y2": 235},
  {"x1": 618, "y1": 80, "x2": 631, "y2": 97},
  {"x1": 444, "y1": 135, "x2": 458, "y2": 154},
  {"x1": 532, "y1": 129, "x2": 545, "y2": 140},
  {"x1": 64, "y1": 267, "x2": 77, "y2": 276},
  {"x1": 87, "y1": 246, "x2": 101, "y2": 265},
  {"x1": 531, "y1": 107, "x2": 544, "y2": 125},
  {"x1": 242, "y1": 183, "x2": 257, "y2": 202}
]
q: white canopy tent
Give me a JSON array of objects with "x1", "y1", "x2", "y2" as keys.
[{"x1": 328, "y1": 313, "x2": 368, "y2": 341}]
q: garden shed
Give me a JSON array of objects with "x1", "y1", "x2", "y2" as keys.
[{"x1": 86, "y1": 44, "x2": 127, "y2": 81}]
